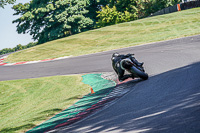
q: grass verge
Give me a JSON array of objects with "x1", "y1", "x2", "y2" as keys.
[
  {"x1": 6, "y1": 8, "x2": 200, "y2": 63},
  {"x1": 0, "y1": 75, "x2": 90, "y2": 133}
]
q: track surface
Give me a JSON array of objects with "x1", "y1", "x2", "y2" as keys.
[
  {"x1": 55, "y1": 36, "x2": 200, "y2": 133},
  {"x1": 0, "y1": 35, "x2": 199, "y2": 81},
  {"x1": 1, "y1": 35, "x2": 200, "y2": 132}
]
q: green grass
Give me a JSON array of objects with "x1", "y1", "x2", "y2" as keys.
[
  {"x1": 0, "y1": 75, "x2": 90, "y2": 133},
  {"x1": 6, "y1": 8, "x2": 200, "y2": 63}
]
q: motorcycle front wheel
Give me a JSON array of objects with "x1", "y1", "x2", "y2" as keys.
[{"x1": 129, "y1": 66, "x2": 148, "y2": 80}]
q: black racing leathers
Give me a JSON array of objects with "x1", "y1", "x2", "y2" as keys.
[
  {"x1": 112, "y1": 54, "x2": 143, "y2": 81},
  {"x1": 112, "y1": 55, "x2": 132, "y2": 81}
]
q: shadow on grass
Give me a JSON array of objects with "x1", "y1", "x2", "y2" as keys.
[
  {"x1": 41, "y1": 108, "x2": 63, "y2": 114},
  {"x1": 28, "y1": 109, "x2": 63, "y2": 122},
  {"x1": 0, "y1": 102, "x2": 8, "y2": 106},
  {"x1": 63, "y1": 95, "x2": 83, "y2": 102},
  {"x1": 59, "y1": 61, "x2": 200, "y2": 133},
  {"x1": 1, "y1": 124, "x2": 35, "y2": 133}
]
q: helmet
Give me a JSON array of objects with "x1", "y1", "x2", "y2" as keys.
[{"x1": 112, "y1": 53, "x2": 120, "y2": 58}]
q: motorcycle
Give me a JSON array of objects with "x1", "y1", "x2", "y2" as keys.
[{"x1": 120, "y1": 55, "x2": 148, "y2": 80}]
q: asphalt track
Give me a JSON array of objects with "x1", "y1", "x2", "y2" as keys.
[{"x1": 1, "y1": 35, "x2": 200, "y2": 132}]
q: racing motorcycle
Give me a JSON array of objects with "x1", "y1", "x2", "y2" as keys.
[{"x1": 120, "y1": 54, "x2": 148, "y2": 80}]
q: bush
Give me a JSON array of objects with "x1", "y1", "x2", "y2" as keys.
[{"x1": 96, "y1": 6, "x2": 136, "y2": 28}]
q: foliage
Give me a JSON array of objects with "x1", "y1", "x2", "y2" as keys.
[
  {"x1": 0, "y1": 48, "x2": 14, "y2": 55},
  {"x1": 107, "y1": 0, "x2": 182, "y2": 18},
  {"x1": 85, "y1": 0, "x2": 108, "y2": 21},
  {"x1": 0, "y1": 42, "x2": 37, "y2": 55},
  {"x1": 96, "y1": 0, "x2": 148, "y2": 27},
  {"x1": 107, "y1": 0, "x2": 146, "y2": 18},
  {"x1": 26, "y1": 42, "x2": 38, "y2": 48},
  {"x1": 96, "y1": 0, "x2": 182, "y2": 26},
  {"x1": 0, "y1": 0, "x2": 16, "y2": 8},
  {"x1": 96, "y1": 5, "x2": 136, "y2": 27},
  {"x1": 12, "y1": 0, "x2": 95, "y2": 44},
  {"x1": 11, "y1": 0, "x2": 182, "y2": 45}
]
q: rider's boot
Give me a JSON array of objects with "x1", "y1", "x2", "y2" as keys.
[
  {"x1": 119, "y1": 75, "x2": 130, "y2": 82},
  {"x1": 131, "y1": 74, "x2": 135, "y2": 79}
]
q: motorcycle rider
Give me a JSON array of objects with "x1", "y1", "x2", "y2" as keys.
[{"x1": 111, "y1": 53, "x2": 143, "y2": 82}]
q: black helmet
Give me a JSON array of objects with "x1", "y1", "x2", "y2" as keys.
[{"x1": 112, "y1": 53, "x2": 120, "y2": 58}]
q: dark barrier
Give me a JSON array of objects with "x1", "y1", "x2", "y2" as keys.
[
  {"x1": 181, "y1": 0, "x2": 200, "y2": 10},
  {"x1": 150, "y1": 5, "x2": 177, "y2": 16},
  {"x1": 150, "y1": 0, "x2": 200, "y2": 17}
]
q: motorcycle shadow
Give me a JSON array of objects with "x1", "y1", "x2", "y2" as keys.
[{"x1": 116, "y1": 77, "x2": 143, "y2": 86}]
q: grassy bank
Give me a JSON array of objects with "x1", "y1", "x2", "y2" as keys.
[
  {"x1": 0, "y1": 75, "x2": 90, "y2": 133},
  {"x1": 6, "y1": 8, "x2": 200, "y2": 63}
]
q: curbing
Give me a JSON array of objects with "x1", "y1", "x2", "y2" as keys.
[
  {"x1": 48, "y1": 72, "x2": 140, "y2": 133},
  {"x1": 26, "y1": 73, "x2": 116, "y2": 133},
  {"x1": 26, "y1": 73, "x2": 138, "y2": 133},
  {"x1": 0, "y1": 55, "x2": 72, "y2": 66}
]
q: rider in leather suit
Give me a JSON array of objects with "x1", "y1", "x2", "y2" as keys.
[{"x1": 111, "y1": 53, "x2": 143, "y2": 82}]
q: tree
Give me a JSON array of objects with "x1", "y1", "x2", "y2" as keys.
[
  {"x1": 107, "y1": 0, "x2": 146, "y2": 18},
  {"x1": 96, "y1": 0, "x2": 182, "y2": 27},
  {"x1": 96, "y1": 6, "x2": 136, "y2": 27},
  {"x1": 0, "y1": 0, "x2": 16, "y2": 8},
  {"x1": 0, "y1": 48, "x2": 14, "y2": 55},
  {"x1": 85, "y1": 0, "x2": 108, "y2": 21},
  {"x1": 15, "y1": 44, "x2": 23, "y2": 51},
  {"x1": 26, "y1": 42, "x2": 37, "y2": 48},
  {"x1": 12, "y1": 0, "x2": 95, "y2": 44},
  {"x1": 96, "y1": 0, "x2": 146, "y2": 27},
  {"x1": 0, "y1": 42, "x2": 38, "y2": 55},
  {"x1": 107, "y1": 0, "x2": 182, "y2": 18}
]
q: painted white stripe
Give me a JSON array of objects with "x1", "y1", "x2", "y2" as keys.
[
  {"x1": 53, "y1": 56, "x2": 72, "y2": 60},
  {"x1": 24, "y1": 61, "x2": 41, "y2": 64},
  {"x1": 0, "y1": 55, "x2": 8, "y2": 59},
  {"x1": 0, "y1": 56, "x2": 72, "y2": 66},
  {"x1": 4, "y1": 63, "x2": 16, "y2": 66}
]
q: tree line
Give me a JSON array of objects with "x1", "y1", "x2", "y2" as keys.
[
  {"x1": 0, "y1": 0, "x2": 181, "y2": 55},
  {"x1": 0, "y1": 42, "x2": 37, "y2": 55}
]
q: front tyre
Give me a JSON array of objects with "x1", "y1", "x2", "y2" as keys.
[{"x1": 130, "y1": 66, "x2": 148, "y2": 80}]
